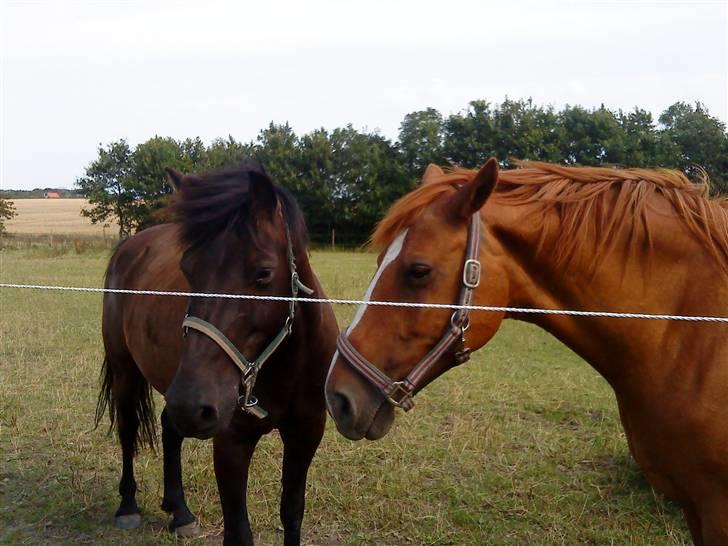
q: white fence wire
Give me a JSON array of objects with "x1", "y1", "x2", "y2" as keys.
[{"x1": 1, "y1": 282, "x2": 726, "y2": 323}]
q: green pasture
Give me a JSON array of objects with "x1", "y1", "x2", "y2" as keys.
[{"x1": 0, "y1": 247, "x2": 689, "y2": 544}]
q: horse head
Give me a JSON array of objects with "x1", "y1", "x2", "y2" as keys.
[{"x1": 164, "y1": 165, "x2": 308, "y2": 439}]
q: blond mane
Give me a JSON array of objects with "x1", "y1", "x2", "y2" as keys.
[{"x1": 372, "y1": 161, "x2": 728, "y2": 273}]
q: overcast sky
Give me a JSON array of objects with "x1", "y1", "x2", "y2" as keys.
[{"x1": 1, "y1": 0, "x2": 726, "y2": 190}]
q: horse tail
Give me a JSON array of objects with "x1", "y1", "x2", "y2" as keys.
[
  {"x1": 94, "y1": 356, "x2": 114, "y2": 432},
  {"x1": 94, "y1": 355, "x2": 157, "y2": 453}
]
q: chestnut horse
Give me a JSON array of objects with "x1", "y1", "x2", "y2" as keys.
[
  {"x1": 326, "y1": 159, "x2": 728, "y2": 544},
  {"x1": 96, "y1": 164, "x2": 338, "y2": 545}
]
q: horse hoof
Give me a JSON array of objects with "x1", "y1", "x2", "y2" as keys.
[
  {"x1": 174, "y1": 521, "x2": 200, "y2": 537},
  {"x1": 115, "y1": 513, "x2": 142, "y2": 529}
]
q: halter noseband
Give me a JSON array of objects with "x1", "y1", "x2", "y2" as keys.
[
  {"x1": 182, "y1": 224, "x2": 313, "y2": 420},
  {"x1": 336, "y1": 212, "x2": 481, "y2": 411}
]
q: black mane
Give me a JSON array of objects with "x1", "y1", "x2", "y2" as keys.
[{"x1": 169, "y1": 162, "x2": 309, "y2": 256}]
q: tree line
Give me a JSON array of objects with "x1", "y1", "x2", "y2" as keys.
[
  {"x1": 0, "y1": 188, "x2": 83, "y2": 199},
  {"x1": 73, "y1": 98, "x2": 727, "y2": 243}
]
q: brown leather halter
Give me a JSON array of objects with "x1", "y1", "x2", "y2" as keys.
[
  {"x1": 182, "y1": 224, "x2": 313, "y2": 419},
  {"x1": 336, "y1": 212, "x2": 481, "y2": 411}
]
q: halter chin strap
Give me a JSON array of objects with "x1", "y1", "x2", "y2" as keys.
[
  {"x1": 336, "y1": 212, "x2": 481, "y2": 411},
  {"x1": 182, "y1": 224, "x2": 313, "y2": 419}
]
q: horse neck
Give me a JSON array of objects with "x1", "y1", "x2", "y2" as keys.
[
  {"x1": 290, "y1": 248, "x2": 339, "y2": 377},
  {"x1": 292, "y1": 250, "x2": 323, "y2": 325},
  {"x1": 481, "y1": 197, "x2": 726, "y2": 390}
]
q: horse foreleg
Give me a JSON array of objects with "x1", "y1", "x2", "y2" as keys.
[
  {"x1": 700, "y1": 495, "x2": 728, "y2": 546},
  {"x1": 279, "y1": 416, "x2": 325, "y2": 546},
  {"x1": 160, "y1": 407, "x2": 198, "y2": 536},
  {"x1": 683, "y1": 502, "x2": 703, "y2": 545},
  {"x1": 213, "y1": 428, "x2": 261, "y2": 546}
]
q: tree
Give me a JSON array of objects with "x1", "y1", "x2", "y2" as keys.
[
  {"x1": 328, "y1": 126, "x2": 409, "y2": 241},
  {"x1": 443, "y1": 100, "x2": 498, "y2": 167},
  {"x1": 441, "y1": 99, "x2": 570, "y2": 169},
  {"x1": 127, "y1": 136, "x2": 190, "y2": 231},
  {"x1": 491, "y1": 98, "x2": 565, "y2": 164},
  {"x1": 77, "y1": 137, "x2": 208, "y2": 238},
  {"x1": 203, "y1": 136, "x2": 254, "y2": 170},
  {"x1": 77, "y1": 140, "x2": 135, "y2": 238},
  {"x1": 398, "y1": 108, "x2": 446, "y2": 178},
  {"x1": 179, "y1": 137, "x2": 207, "y2": 170},
  {"x1": 297, "y1": 128, "x2": 337, "y2": 238},
  {"x1": 252, "y1": 123, "x2": 415, "y2": 243},
  {"x1": 0, "y1": 197, "x2": 17, "y2": 236},
  {"x1": 558, "y1": 105, "x2": 625, "y2": 165},
  {"x1": 658, "y1": 102, "x2": 728, "y2": 194},
  {"x1": 525, "y1": 103, "x2": 565, "y2": 163},
  {"x1": 617, "y1": 108, "x2": 659, "y2": 167},
  {"x1": 253, "y1": 123, "x2": 351, "y2": 241},
  {"x1": 252, "y1": 123, "x2": 301, "y2": 189}
]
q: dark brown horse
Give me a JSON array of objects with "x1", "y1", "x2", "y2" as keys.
[
  {"x1": 96, "y1": 164, "x2": 338, "y2": 545},
  {"x1": 326, "y1": 159, "x2": 728, "y2": 544}
]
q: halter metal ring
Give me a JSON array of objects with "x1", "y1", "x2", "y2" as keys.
[
  {"x1": 450, "y1": 311, "x2": 470, "y2": 331},
  {"x1": 238, "y1": 392, "x2": 257, "y2": 406},
  {"x1": 386, "y1": 381, "x2": 412, "y2": 407}
]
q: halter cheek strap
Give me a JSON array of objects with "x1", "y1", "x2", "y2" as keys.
[
  {"x1": 336, "y1": 212, "x2": 481, "y2": 411},
  {"x1": 182, "y1": 224, "x2": 313, "y2": 420}
]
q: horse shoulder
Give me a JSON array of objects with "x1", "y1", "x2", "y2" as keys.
[{"x1": 106, "y1": 224, "x2": 188, "y2": 393}]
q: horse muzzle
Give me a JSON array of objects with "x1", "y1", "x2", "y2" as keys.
[
  {"x1": 326, "y1": 352, "x2": 395, "y2": 441},
  {"x1": 164, "y1": 378, "x2": 236, "y2": 439}
]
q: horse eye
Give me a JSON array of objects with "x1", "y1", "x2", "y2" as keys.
[
  {"x1": 408, "y1": 264, "x2": 432, "y2": 279},
  {"x1": 255, "y1": 268, "x2": 274, "y2": 285}
]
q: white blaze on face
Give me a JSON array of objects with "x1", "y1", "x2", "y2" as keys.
[
  {"x1": 324, "y1": 230, "x2": 408, "y2": 416},
  {"x1": 324, "y1": 347, "x2": 341, "y2": 416},
  {"x1": 348, "y1": 229, "x2": 408, "y2": 336}
]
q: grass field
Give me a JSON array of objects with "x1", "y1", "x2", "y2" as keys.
[
  {"x1": 0, "y1": 245, "x2": 690, "y2": 544},
  {"x1": 4, "y1": 199, "x2": 118, "y2": 236}
]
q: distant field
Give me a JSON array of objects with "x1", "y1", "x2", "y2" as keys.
[{"x1": 5, "y1": 199, "x2": 118, "y2": 236}]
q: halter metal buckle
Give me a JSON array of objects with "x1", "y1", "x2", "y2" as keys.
[
  {"x1": 238, "y1": 378, "x2": 269, "y2": 419},
  {"x1": 386, "y1": 381, "x2": 412, "y2": 408},
  {"x1": 463, "y1": 259, "x2": 481, "y2": 288}
]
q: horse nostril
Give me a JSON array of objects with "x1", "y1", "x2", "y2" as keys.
[
  {"x1": 332, "y1": 391, "x2": 354, "y2": 424},
  {"x1": 198, "y1": 404, "x2": 218, "y2": 425}
]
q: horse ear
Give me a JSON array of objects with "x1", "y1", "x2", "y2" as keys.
[
  {"x1": 422, "y1": 163, "x2": 444, "y2": 185},
  {"x1": 165, "y1": 168, "x2": 184, "y2": 192},
  {"x1": 249, "y1": 170, "x2": 278, "y2": 214},
  {"x1": 447, "y1": 157, "x2": 499, "y2": 222},
  {"x1": 176, "y1": 172, "x2": 204, "y2": 192}
]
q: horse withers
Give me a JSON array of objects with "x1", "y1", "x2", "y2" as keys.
[
  {"x1": 97, "y1": 164, "x2": 338, "y2": 545},
  {"x1": 326, "y1": 159, "x2": 728, "y2": 544}
]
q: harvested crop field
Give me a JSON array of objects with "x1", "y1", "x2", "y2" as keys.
[{"x1": 4, "y1": 199, "x2": 118, "y2": 237}]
